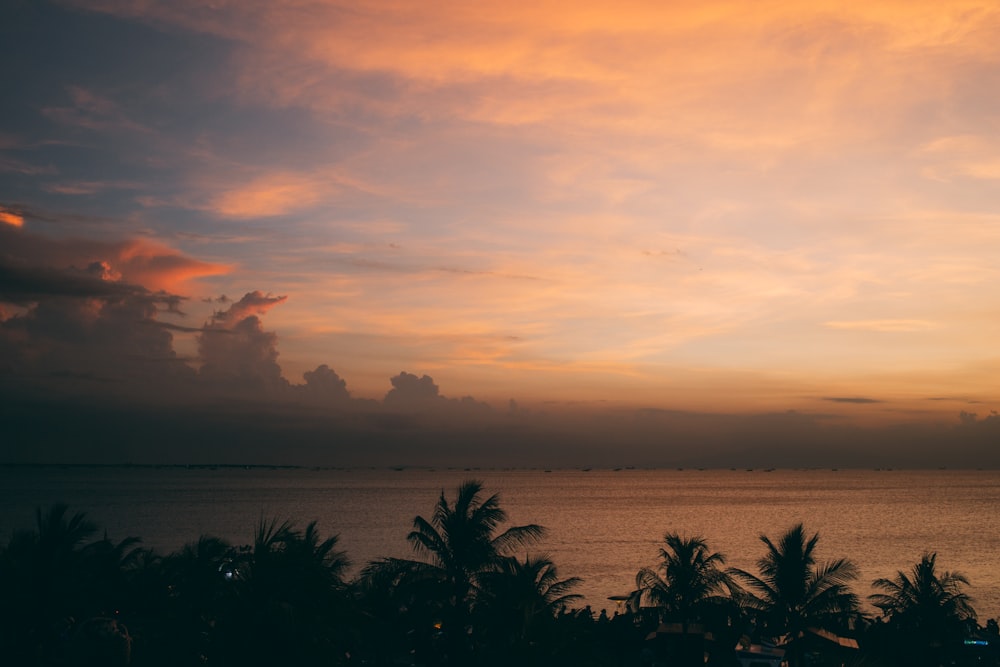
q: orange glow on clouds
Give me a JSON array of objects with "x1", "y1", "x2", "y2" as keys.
[
  {"x1": 209, "y1": 172, "x2": 324, "y2": 218},
  {"x1": 114, "y1": 239, "x2": 231, "y2": 293},
  {"x1": 0, "y1": 209, "x2": 24, "y2": 227},
  {"x1": 19, "y1": 0, "x2": 1000, "y2": 424}
]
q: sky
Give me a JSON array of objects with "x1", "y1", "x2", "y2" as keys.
[{"x1": 2, "y1": 0, "x2": 1000, "y2": 467}]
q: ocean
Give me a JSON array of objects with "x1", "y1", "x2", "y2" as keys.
[{"x1": 1, "y1": 466, "x2": 998, "y2": 620}]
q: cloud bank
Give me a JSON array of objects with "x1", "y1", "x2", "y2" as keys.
[
  {"x1": 2, "y1": 223, "x2": 998, "y2": 469},
  {"x1": 3, "y1": 2, "x2": 1000, "y2": 467}
]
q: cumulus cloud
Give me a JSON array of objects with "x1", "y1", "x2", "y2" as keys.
[
  {"x1": 0, "y1": 222, "x2": 360, "y2": 408},
  {"x1": 299, "y1": 364, "x2": 350, "y2": 402},
  {"x1": 197, "y1": 291, "x2": 289, "y2": 393},
  {"x1": 0, "y1": 261, "x2": 193, "y2": 391},
  {"x1": 381, "y1": 371, "x2": 492, "y2": 419},
  {"x1": 207, "y1": 290, "x2": 287, "y2": 327},
  {"x1": 384, "y1": 371, "x2": 441, "y2": 406},
  {"x1": 0, "y1": 254, "x2": 348, "y2": 407}
]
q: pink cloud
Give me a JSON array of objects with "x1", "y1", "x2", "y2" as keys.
[
  {"x1": 0, "y1": 220, "x2": 229, "y2": 294},
  {"x1": 207, "y1": 173, "x2": 325, "y2": 218}
]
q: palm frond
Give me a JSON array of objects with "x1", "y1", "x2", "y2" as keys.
[{"x1": 491, "y1": 523, "x2": 546, "y2": 556}]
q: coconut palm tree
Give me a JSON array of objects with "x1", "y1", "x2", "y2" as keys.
[
  {"x1": 355, "y1": 556, "x2": 449, "y2": 664},
  {"x1": 0, "y1": 505, "x2": 143, "y2": 666},
  {"x1": 228, "y1": 517, "x2": 353, "y2": 665},
  {"x1": 156, "y1": 535, "x2": 239, "y2": 665},
  {"x1": 729, "y1": 523, "x2": 859, "y2": 666},
  {"x1": 407, "y1": 480, "x2": 546, "y2": 609},
  {"x1": 868, "y1": 552, "x2": 976, "y2": 666},
  {"x1": 634, "y1": 533, "x2": 734, "y2": 630},
  {"x1": 404, "y1": 480, "x2": 547, "y2": 660},
  {"x1": 470, "y1": 554, "x2": 582, "y2": 665},
  {"x1": 481, "y1": 554, "x2": 582, "y2": 641}
]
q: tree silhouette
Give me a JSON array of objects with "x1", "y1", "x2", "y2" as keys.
[
  {"x1": 729, "y1": 523, "x2": 859, "y2": 666},
  {"x1": 222, "y1": 517, "x2": 353, "y2": 665},
  {"x1": 480, "y1": 554, "x2": 582, "y2": 646},
  {"x1": 634, "y1": 533, "x2": 734, "y2": 630},
  {"x1": 402, "y1": 480, "x2": 546, "y2": 661},
  {"x1": 0, "y1": 504, "x2": 143, "y2": 666},
  {"x1": 155, "y1": 535, "x2": 241, "y2": 665},
  {"x1": 407, "y1": 480, "x2": 546, "y2": 609},
  {"x1": 868, "y1": 552, "x2": 976, "y2": 666},
  {"x1": 355, "y1": 556, "x2": 449, "y2": 664}
]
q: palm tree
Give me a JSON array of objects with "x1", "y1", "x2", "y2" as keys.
[
  {"x1": 729, "y1": 523, "x2": 859, "y2": 666},
  {"x1": 0, "y1": 505, "x2": 143, "y2": 666},
  {"x1": 480, "y1": 554, "x2": 582, "y2": 644},
  {"x1": 230, "y1": 517, "x2": 353, "y2": 665},
  {"x1": 355, "y1": 556, "x2": 454, "y2": 665},
  {"x1": 157, "y1": 535, "x2": 239, "y2": 665},
  {"x1": 634, "y1": 533, "x2": 733, "y2": 631},
  {"x1": 405, "y1": 480, "x2": 546, "y2": 660},
  {"x1": 79, "y1": 531, "x2": 145, "y2": 614},
  {"x1": 407, "y1": 480, "x2": 546, "y2": 609},
  {"x1": 869, "y1": 552, "x2": 976, "y2": 666}
]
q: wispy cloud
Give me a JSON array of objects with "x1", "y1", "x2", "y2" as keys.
[
  {"x1": 824, "y1": 319, "x2": 937, "y2": 333},
  {"x1": 3, "y1": 0, "x2": 999, "y2": 432},
  {"x1": 823, "y1": 396, "x2": 884, "y2": 404},
  {"x1": 207, "y1": 172, "x2": 326, "y2": 218}
]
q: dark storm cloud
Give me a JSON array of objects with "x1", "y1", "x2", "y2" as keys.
[
  {"x1": 0, "y1": 288, "x2": 192, "y2": 392},
  {"x1": 0, "y1": 256, "x2": 155, "y2": 304}
]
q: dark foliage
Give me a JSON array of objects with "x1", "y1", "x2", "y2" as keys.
[{"x1": 1, "y1": 495, "x2": 996, "y2": 667}]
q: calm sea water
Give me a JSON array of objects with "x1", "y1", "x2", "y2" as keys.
[{"x1": 1, "y1": 467, "x2": 998, "y2": 619}]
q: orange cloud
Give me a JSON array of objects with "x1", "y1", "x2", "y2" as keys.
[
  {"x1": 0, "y1": 209, "x2": 24, "y2": 228},
  {"x1": 64, "y1": 0, "x2": 1000, "y2": 421},
  {"x1": 0, "y1": 223, "x2": 230, "y2": 295},
  {"x1": 114, "y1": 239, "x2": 231, "y2": 293},
  {"x1": 208, "y1": 172, "x2": 325, "y2": 218}
]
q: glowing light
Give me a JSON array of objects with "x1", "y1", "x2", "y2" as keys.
[{"x1": 0, "y1": 210, "x2": 24, "y2": 228}]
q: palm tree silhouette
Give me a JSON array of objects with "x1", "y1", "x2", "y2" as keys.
[
  {"x1": 230, "y1": 517, "x2": 353, "y2": 664},
  {"x1": 405, "y1": 480, "x2": 546, "y2": 660},
  {"x1": 0, "y1": 505, "x2": 144, "y2": 666},
  {"x1": 868, "y1": 552, "x2": 976, "y2": 666},
  {"x1": 158, "y1": 535, "x2": 238, "y2": 665},
  {"x1": 355, "y1": 556, "x2": 450, "y2": 664},
  {"x1": 407, "y1": 480, "x2": 546, "y2": 609},
  {"x1": 729, "y1": 523, "x2": 859, "y2": 666},
  {"x1": 479, "y1": 553, "x2": 582, "y2": 645},
  {"x1": 634, "y1": 533, "x2": 733, "y2": 630}
]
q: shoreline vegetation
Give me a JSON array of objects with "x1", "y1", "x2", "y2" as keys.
[{"x1": 1, "y1": 480, "x2": 997, "y2": 666}]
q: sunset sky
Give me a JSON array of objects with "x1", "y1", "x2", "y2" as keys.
[{"x1": 2, "y1": 1, "x2": 1000, "y2": 466}]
